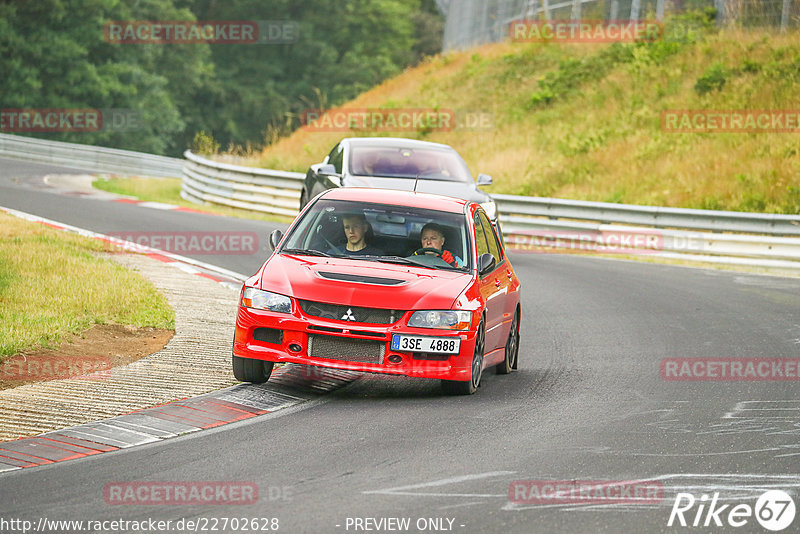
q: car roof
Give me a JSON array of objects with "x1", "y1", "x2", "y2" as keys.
[
  {"x1": 342, "y1": 137, "x2": 454, "y2": 151},
  {"x1": 320, "y1": 187, "x2": 470, "y2": 213}
]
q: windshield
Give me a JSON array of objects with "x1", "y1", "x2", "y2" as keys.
[
  {"x1": 280, "y1": 199, "x2": 472, "y2": 271},
  {"x1": 349, "y1": 145, "x2": 473, "y2": 182}
]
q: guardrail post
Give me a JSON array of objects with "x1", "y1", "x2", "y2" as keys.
[
  {"x1": 781, "y1": 0, "x2": 791, "y2": 32},
  {"x1": 570, "y1": 0, "x2": 582, "y2": 21},
  {"x1": 630, "y1": 0, "x2": 641, "y2": 21},
  {"x1": 610, "y1": 0, "x2": 619, "y2": 20}
]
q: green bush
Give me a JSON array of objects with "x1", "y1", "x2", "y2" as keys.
[
  {"x1": 695, "y1": 63, "x2": 729, "y2": 95},
  {"x1": 190, "y1": 131, "x2": 220, "y2": 155}
]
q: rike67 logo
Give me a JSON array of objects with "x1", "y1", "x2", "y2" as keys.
[{"x1": 668, "y1": 490, "x2": 796, "y2": 531}]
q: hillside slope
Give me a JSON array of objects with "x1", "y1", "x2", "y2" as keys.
[{"x1": 251, "y1": 13, "x2": 800, "y2": 213}]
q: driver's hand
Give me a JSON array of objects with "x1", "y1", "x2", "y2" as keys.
[{"x1": 441, "y1": 250, "x2": 455, "y2": 265}]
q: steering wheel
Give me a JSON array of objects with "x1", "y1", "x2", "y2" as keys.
[
  {"x1": 318, "y1": 226, "x2": 343, "y2": 254},
  {"x1": 413, "y1": 247, "x2": 443, "y2": 257}
]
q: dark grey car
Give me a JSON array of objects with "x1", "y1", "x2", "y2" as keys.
[{"x1": 299, "y1": 137, "x2": 499, "y2": 229}]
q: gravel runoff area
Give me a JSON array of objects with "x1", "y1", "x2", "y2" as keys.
[{"x1": 0, "y1": 252, "x2": 241, "y2": 442}]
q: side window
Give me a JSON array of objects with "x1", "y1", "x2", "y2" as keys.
[
  {"x1": 478, "y1": 211, "x2": 503, "y2": 262},
  {"x1": 328, "y1": 144, "x2": 344, "y2": 174},
  {"x1": 474, "y1": 214, "x2": 490, "y2": 259}
]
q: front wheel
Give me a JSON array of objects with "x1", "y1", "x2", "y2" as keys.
[
  {"x1": 442, "y1": 320, "x2": 484, "y2": 395},
  {"x1": 496, "y1": 309, "x2": 519, "y2": 374},
  {"x1": 233, "y1": 354, "x2": 274, "y2": 383}
]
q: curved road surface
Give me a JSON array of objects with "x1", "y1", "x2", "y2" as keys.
[{"x1": 1, "y1": 158, "x2": 800, "y2": 533}]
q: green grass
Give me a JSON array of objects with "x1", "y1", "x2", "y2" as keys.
[
  {"x1": 92, "y1": 176, "x2": 292, "y2": 223},
  {"x1": 0, "y1": 213, "x2": 175, "y2": 359},
  {"x1": 248, "y1": 11, "x2": 800, "y2": 215}
]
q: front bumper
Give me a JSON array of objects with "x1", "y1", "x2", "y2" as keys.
[{"x1": 232, "y1": 306, "x2": 478, "y2": 382}]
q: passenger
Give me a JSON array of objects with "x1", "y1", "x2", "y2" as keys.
[
  {"x1": 331, "y1": 213, "x2": 384, "y2": 256},
  {"x1": 417, "y1": 222, "x2": 462, "y2": 267}
]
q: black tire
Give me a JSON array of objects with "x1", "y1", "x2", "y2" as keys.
[
  {"x1": 299, "y1": 189, "x2": 308, "y2": 210},
  {"x1": 496, "y1": 309, "x2": 519, "y2": 374},
  {"x1": 442, "y1": 319, "x2": 484, "y2": 395},
  {"x1": 232, "y1": 354, "x2": 274, "y2": 383}
]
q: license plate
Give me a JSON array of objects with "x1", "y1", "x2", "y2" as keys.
[{"x1": 391, "y1": 334, "x2": 460, "y2": 354}]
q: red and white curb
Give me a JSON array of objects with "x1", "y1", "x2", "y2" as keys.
[
  {"x1": 42, "y1": 174, "x2": 220, "y2": 216},
  {"x1": 0, "y1": 205, "x2": 246, "y2": 291},
  {"x1": 110, "y1": 197, "x2": 219, "y2": 215},
  {"x1": 0, "y1": 366, "x2": 360, "y2": 473}
]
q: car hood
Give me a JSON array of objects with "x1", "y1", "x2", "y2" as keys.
[
  {"x1": 342, "y1": 175, "x2": 490, "y2": 203},
  {"x1": 256, "y1": 254, "x2": 473, "y2": 310}
]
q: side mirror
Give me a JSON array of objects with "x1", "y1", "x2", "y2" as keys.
[
  {"x1": 477, "y1": 173, "x2": 493, "y2": 186},
  {"x1": 478, "y1": 253, "x2": 496, "y2": 276},
  {"x1": 268, "y1": 229, "x2": 283, "y2": 251},
  {"x1": 317, "y1": 164, "x2": 338, "y2": 176}
]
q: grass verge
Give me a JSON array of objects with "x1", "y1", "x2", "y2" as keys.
[
  {"x1": 92, "y1": 176, "x2": 292, "y2": 223},
  {"x1": 248, "y1": 13, "x2": 800, "y2": 214},
  {"x1": 0, "y1": 212, "x2": 175, "y2": 359}
]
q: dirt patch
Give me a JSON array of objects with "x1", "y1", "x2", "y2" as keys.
[{"x1": 0, "y1": 324, "x2": 174, "y2": 391}]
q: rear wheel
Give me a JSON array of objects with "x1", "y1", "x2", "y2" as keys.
[
  {"x1": 442, "y1": 319, "x2": 484, "y2": 395},
  {"x1": 496, "y1": 309, "x2": 519, "y2": 374},
  {"x1": 232, "y1": 354, "x2": 274, "y2": 383}
]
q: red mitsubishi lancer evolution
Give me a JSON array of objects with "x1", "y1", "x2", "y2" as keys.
[{"x1": 232, "y1": 188, "x2": 520, "y2": 394}]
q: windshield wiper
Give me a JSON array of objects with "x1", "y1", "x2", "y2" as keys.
[
  {"x1": 374, "y1": 256, "x2": 416, "y2": 265},
  {"x1": 281, "y1": 248, "x2": 332, "y2": 257}
]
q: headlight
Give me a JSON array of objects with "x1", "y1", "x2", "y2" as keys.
[
  {"x1": 480, "y1": 200, "x2": 497, "y2": 221},
  {"x1": 242, "y1": 287, "x2": 292, "y2": 313},
  {"x1": 407, "y1": 310, "x2": 472, "y2": 330}
]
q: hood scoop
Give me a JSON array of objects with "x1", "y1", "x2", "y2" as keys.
[{"x1": 317, "y1": 271, "x2": 406, "y2": 286}]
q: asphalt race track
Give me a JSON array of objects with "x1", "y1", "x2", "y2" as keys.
[{"x1": 1, "y1": 158, "x2": 800, "y2": 533}]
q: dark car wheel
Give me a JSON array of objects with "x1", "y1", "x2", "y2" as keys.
[
  {"x1": 299, "y1": 189, "x2": 308, "y2": 210},
  {"x1": 232, "y1": 354, "x2": 274, "y2": 383},
  {"x1": 496, "y1": 309, "x2": 519, "y2": 374},
  {"x1": 442, "y1": 319, "x2": 484, "y2": 395}
]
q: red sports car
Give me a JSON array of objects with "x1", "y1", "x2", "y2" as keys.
[{"x1": 232, "y1": 188, "x2": 520, "y2": 394}]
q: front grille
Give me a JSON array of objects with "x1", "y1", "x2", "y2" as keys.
[
  {"x1": 308, "y1": 334, "x2": 385, "y2": 364},
  {"x1": 298, "y1": 300, "x2": 402, "y2": 324}
]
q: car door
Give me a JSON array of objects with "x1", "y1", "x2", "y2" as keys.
[{"x1": 474, "y1": 210, "x2": 508, "y2": 359}]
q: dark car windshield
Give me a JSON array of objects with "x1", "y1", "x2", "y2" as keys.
[
  {"x1": 348, "y1": 145, "x2": 473, "y2": 183},
  {"x1": 280, "y1": 199, "x2": 472, "y2": 271}
]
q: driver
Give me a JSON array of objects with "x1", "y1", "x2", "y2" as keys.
[
  {"x1": 331, "y1": 213, "x2": 383, "y2": 256},
  {"x1": 417, "y1": 222, "x2": 462, "y2": 267}
]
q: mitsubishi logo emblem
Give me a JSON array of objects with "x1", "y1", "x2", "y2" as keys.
[{"x1": 341, "y1": 308, "x2": 356, "y2": 321}]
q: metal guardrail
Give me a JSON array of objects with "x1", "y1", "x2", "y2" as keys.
[
  {"x1": 181, "y1": 150, "x2": 304, "y2": 218},
  {"x1": 493, "y1": 194, "x2": 800, "y2": 236},
  {"x1": 0, "y1": 133, "x2": 183, "y2": 178},
  {"x1": 180, "y1": 151, "x2": 800, "y2": 271},
  {"x1": 1, "y1": 136, "x2": 796, "y2": 272},
  {"x1": 496, "y1": 194, "x2": 800, "y2": 270}
]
